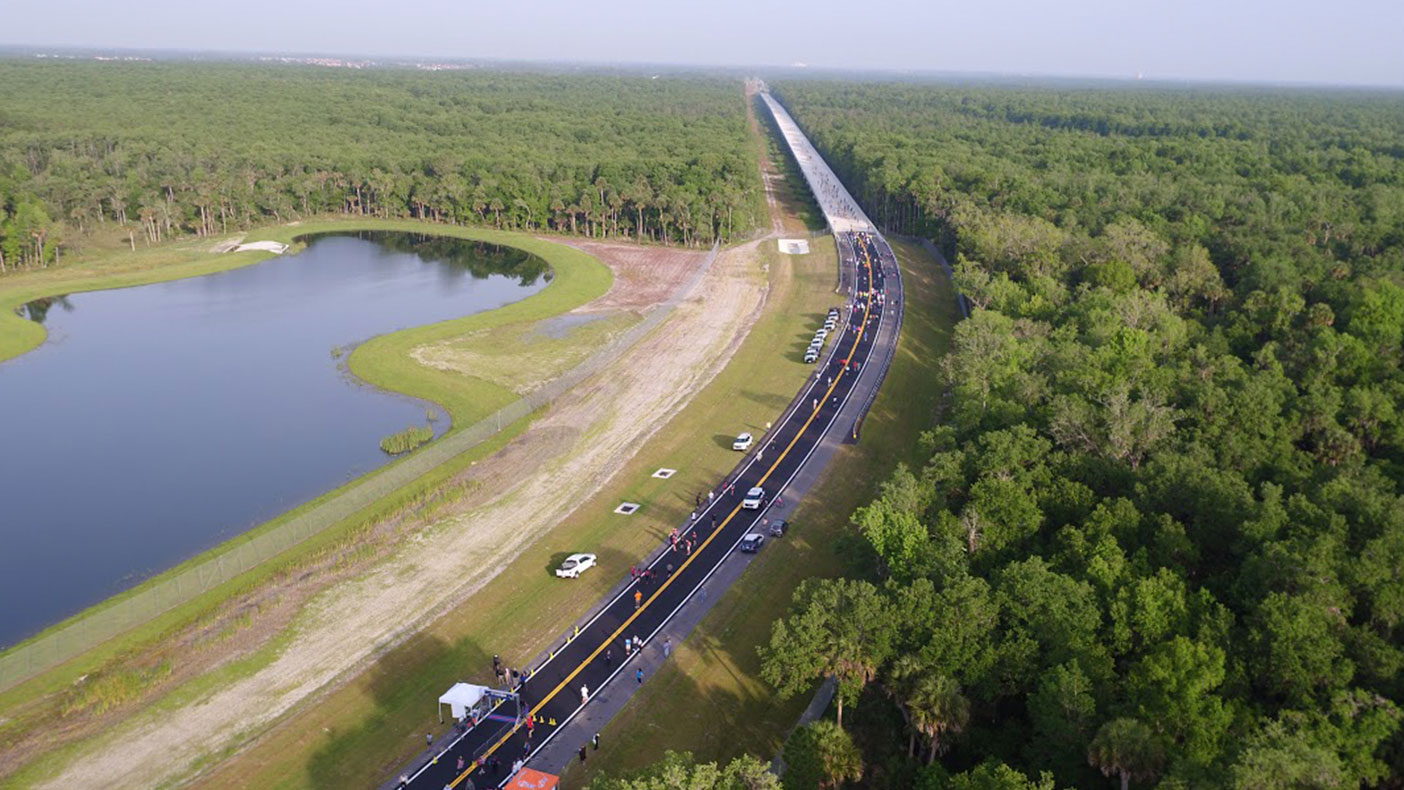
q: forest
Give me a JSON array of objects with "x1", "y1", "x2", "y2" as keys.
[
  {"x1": 755, "y1": 81, "x2": 1404, "y2": 788},
  {"x1": 0, "y1": 61, "x2": 767, "y2": 270}
]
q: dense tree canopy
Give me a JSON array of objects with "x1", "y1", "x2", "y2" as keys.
[
  {"x1": 0, "y1": 61, "x2": 767, "y2": 270},
  {"x1": 760, "y1": 80, "x2": 1404, "y2": 788},
  {"x1": 586, "y1": 750, "x2": 780, "y2": 790}
]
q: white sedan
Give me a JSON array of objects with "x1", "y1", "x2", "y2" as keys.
[
  {"x1": 742, "y1": 487, "x2": 766, "y2": 510},
  {"x1": 733, "y1": 432, "x2": 754, "y2": 451},
  {"x1": 555, "y1": 553, "x2": 597, "y2": 578}
]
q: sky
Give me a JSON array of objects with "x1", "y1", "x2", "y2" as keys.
[{"x1": 8, "y1": 0, "x2": 1404, "y2": 87}]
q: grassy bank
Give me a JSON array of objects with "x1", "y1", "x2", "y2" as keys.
[
  {"x1": 0, "y1": 220, "x2": 607, "y2": 714},
  {"x1": 565, "y1": 238, "x2": 959, "y2": 785},
  {"x1": 197, "y1": 237, "x2": 843, "y2": 789}
]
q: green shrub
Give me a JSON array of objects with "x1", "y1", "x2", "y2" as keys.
[{"x1": 379, "y1": 425, "x2": 434, "y2": 455}]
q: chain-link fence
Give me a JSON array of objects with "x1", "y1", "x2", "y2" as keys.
[{"x1": 0, "y1": 242, "x2": 720, "y2": 693}]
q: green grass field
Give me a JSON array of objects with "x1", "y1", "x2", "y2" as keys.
[
  {"x1": 196, "y1": 237, "x2": 845, "y2": 790},
  {"x1": 564, "y1": 238, "x2": 959, "y2": 786}
]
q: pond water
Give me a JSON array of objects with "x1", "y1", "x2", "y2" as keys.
[{"x1": 0, "y1": 231, "x2": 549, "y2": 646}]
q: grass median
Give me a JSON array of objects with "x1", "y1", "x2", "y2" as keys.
[{"x1": 565, "y1": 238, "x2": 959, "y2": 785}]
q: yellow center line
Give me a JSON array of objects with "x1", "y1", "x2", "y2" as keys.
[{"x1": 447, "y1": 240, "x2": 877, "y2": 787}]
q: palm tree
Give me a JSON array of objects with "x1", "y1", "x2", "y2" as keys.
[
  {"x1": 1088, "y1": 718, "x2": 1164, "y2": 790},
  {"x1": 906, "y1": 673, "x2": 969, "y2": 764},
  {"x1": 809, "y1": 720, "x2": 862, "y2": 789}
]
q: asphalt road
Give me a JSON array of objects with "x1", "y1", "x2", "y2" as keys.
[{"x1": 395, "y1": 231, "x2": 898, "y2": 789}]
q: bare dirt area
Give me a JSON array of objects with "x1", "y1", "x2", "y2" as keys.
[
  {"x1": 35, "y1": 239, "x2": 770, "y2": 790},
  {"x1": 547, "y1": 238, "x2": 708, "y2": 311},
  {"x1": 409, "y1": 241, "x2": 707, "y2": 394}
]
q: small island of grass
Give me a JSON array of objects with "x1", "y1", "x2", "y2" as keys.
[{"x1": 379, "y1": 424, "x2": 434, "y2": 455}]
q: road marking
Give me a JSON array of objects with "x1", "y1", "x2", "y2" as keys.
[{"x1": 444, "y1": 237, "x2": 879, "y2": 788}]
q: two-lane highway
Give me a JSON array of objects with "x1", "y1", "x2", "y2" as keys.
[{"x1": 396, "y1": 231, "x2": 897, "y2": 789}]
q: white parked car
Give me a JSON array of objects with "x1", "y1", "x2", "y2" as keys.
[
  {"x1": 804, "y1": 349, "x2": 819, "y2": 363},
  {"x1": 732, "y1": 432, "x2": 753, "y2": 451},
  {"x1": 813, "y1": 328, "x2": 828, "y2": 340},
  {"x1": 555, "y1": 553, "x2": 597, "y2": 578},
  {"x1": 742, "y1": 487, "x2": 766, "y2": 510},
  {"x1": 740, "y1": 533, "x2": 766, "y2": 553}
]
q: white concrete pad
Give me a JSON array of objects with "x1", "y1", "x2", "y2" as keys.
[{"x1": 778, "y1": 239, "x2": 810, "y2": 255}]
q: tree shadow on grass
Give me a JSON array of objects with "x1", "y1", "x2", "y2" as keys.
[
  {"x1": 740, "y1": 389, "x2": 792, "y2": 412},
  {"x1": 558, "y1": 631, "x2": 756, "y2": 787},
  {"x1": 306, "y1": 631, "x2": 491, "y2": 790}
]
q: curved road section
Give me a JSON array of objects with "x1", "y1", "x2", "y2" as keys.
[{"x1": 394, "y1": 92, "x2": 904, "y2": 789}]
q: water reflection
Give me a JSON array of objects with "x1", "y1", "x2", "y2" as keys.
[
  {"x1": 16, "y1": 294, "x2": 75, "y2": 324},
  {"x1": 306, "y1": 231, "x2": 552, "y2": 288}
]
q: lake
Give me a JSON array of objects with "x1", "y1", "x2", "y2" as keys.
[{"x1": 0, "y1": 231, "x2": 549, "y2": 646}]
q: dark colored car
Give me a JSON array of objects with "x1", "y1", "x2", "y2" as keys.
[{"x1": 768, "y1": 519, "x2": 789, "y2": 538}]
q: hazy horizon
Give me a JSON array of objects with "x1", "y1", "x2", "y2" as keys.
[{"x1": 6, "y1": 0, "x2": 1404, "y2": 88}]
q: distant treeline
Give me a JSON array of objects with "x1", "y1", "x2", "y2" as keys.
[
  {"x1": 0, "y1": 62, "x2": 767, "y2": 270},
  {"x1": 757, "y1": 81, "x2": 1404, "y2": 788}
]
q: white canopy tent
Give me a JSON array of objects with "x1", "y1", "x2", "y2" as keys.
[{"x1": 438, "y1": 682, "x2": 490, "y2": 723}]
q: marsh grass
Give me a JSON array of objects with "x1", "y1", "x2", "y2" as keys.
[
  {"x1": 61, "y1": 661, "x2": 173, "y2": 717},
  {"x1": 379, "y1": 425, "x2": 434, "y2": 455}
]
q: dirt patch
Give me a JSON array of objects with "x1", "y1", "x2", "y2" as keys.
[
  {"x1": 409, "y1": 310, "x2": 639, "y2": 395},
  {"x1": 548, "y1": 239, "x2": 709, "y2": 311},
  {"x1": 36, "y1": 240, "x2": 770, "y2": 790}
]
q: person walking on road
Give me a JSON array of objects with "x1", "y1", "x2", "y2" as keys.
[
  {"x1": 605, "y1": 647, "x2": 613, "y2": 667},
  {"x1": 594, "y1": 732, "x2": 601, "y2": 750},
  {"x1": 663, "y1": 637, "x2": 672, "y2": 658},
  {"x1": 526, "y1": 715, "x2": 535, "y2": 737},
  {"x1": 426, "y1": 732, "x2": 434, "y2": 749},
  {"x1": 457, "y1": 755, "x2": 466, "y2": 772},
  {"x1": 634, "y1": 589, "x2": 643, "y2": 609},
  {"x1": 624, "y1": 636, "x2": 631, "y2": 654},
  {"x1": 580, "y1": 744, "x2": 588, "y2": 764},
  {"x1": 581, "y1": 684, "x2": 589, "y2": 705},
  {"x1": 636, "y1": 667, "x2": 644, "y2": 684}
]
